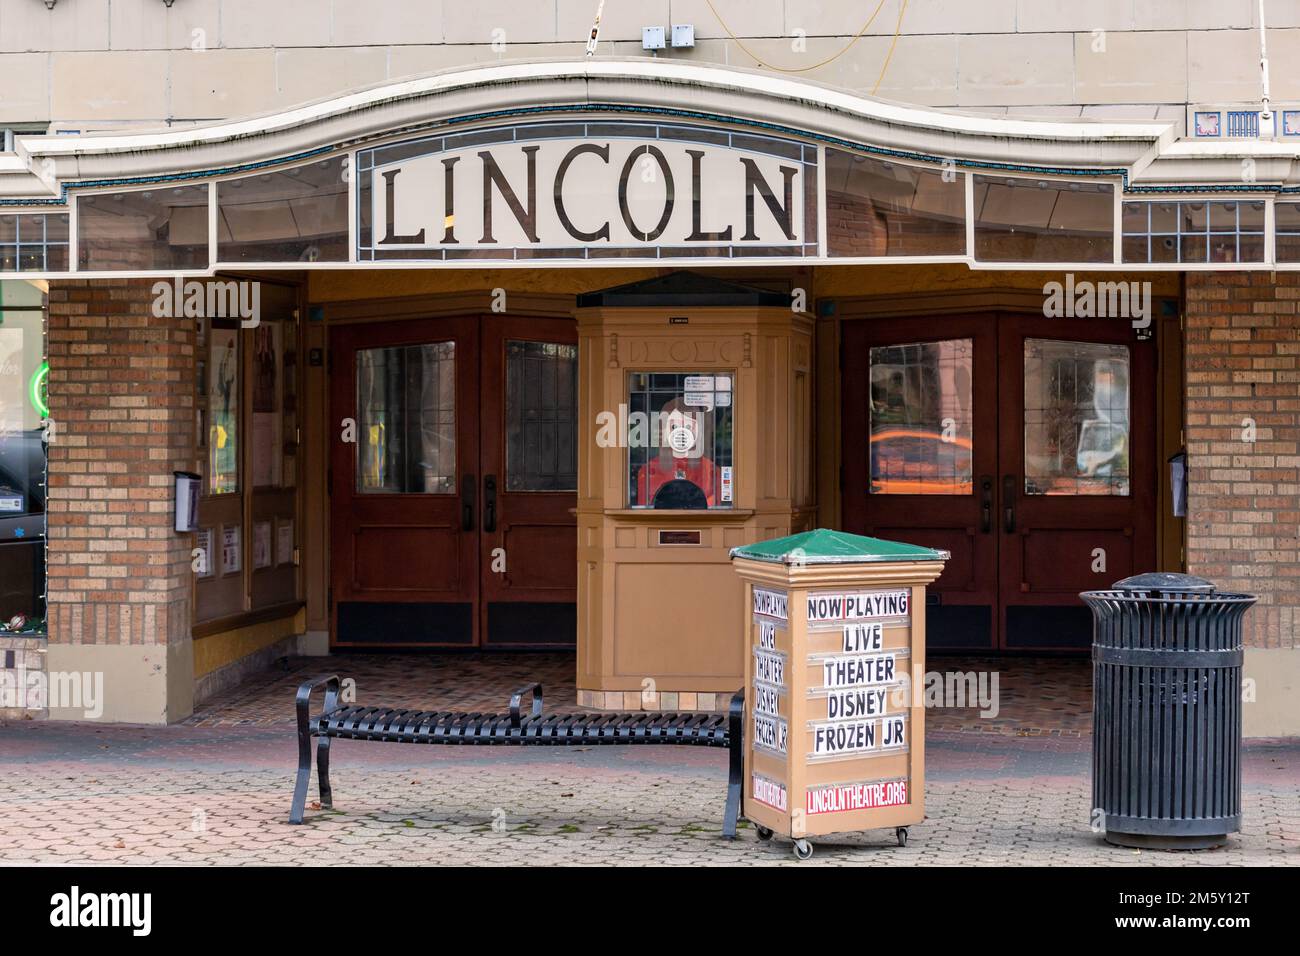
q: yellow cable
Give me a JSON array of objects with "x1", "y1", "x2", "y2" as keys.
[
  {"x1": 704, "y1": 0, "x2": 890, "y2": 74},
  {"x1": 872, "y1": 0, "x2": 910, "y2": 95}
]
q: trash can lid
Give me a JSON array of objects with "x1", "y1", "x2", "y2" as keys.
[
  {"x1": 729, "y1": 528, "x2": 950, "y2": 565},
  {"x1": 1111, "y1": 572, "x2": 1216, "y2": 593}
]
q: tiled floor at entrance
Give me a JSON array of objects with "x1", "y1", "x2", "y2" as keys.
[
  {"x1": 4, "y1": 653, "x2": 1295, "y2": 866},
  {"x1": 184, "y1": 653, "x2": 1092, "y2": 737}
]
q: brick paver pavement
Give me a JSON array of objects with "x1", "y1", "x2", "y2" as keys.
[{"x1": 0, "y1": 655, "x2": 1296, "y2": 866}]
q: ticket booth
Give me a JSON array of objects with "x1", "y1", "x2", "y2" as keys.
[
  {"x1": 731, "y1": 528, "x2": 947, "y2": 859},
  {"x1": 575, "y1": 273, "x2": 815, "y2": 710}
]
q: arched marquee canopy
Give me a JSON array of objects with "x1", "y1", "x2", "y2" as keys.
[{"x1": 3, "y1": 58, "x2": 1299, "y2": 278}]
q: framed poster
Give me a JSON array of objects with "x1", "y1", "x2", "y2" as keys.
[
  {"x1": 252, "y1": 322, "x2": 283, "y2": 488},
  {"x1": 195, "y1": 528, "x2": 214, "y2": 579},
  {"x1": 276, "y1": 519, "x2": 294, "y2": 567},
  {"x1": 221, "y1": 524, "x2": 242, "y2": 575},
  {"x1": 253, "y1": 520, "x2": 272, "y2": 570},
  {"x1": 208, "y1": 327, "x2": 240, "y2": 495}
]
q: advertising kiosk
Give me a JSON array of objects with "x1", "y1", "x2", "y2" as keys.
[{"x1": 731, "y1": 528, "x2": 948, "y2": 859}]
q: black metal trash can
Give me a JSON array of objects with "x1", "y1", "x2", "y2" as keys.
[{"x1": 1080, "y1": 573, "x2": 1256, "y2": 849}]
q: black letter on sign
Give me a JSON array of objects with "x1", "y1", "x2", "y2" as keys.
[
  {"x1": 441, "y1": 157, "x2": 459, "y2": 244},
  {"x1": 480, "y1": 146, "x2": 540, "y2": 244},
  {"x1": 379, "y1": 168, "x2": 426, "y2": 245},
  {"x1": 555, "y1": 143, "x2": 611, "y2": 242},
  {"x1": 617, "y1": 145, "x2": 675, "y2": 242},
  {"x1": 740, "y1": 158, "x2": 798, "y2": 241},
  {"x1": 685, "y1": 149, "x2": 732, "y2": 242}
]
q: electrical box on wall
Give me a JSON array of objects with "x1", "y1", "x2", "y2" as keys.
[
  {"x1": 174, "y1": 471, "x2": 200, "y2": 533},
  {"x1": 672, "y1": 24, "x2": 695, "y2": 48},
  {"x1": 642, "y1": 26, "x2": 665, "y2": 50}
]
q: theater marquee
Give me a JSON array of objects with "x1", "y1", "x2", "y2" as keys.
[{"x1": 356, "y1": 121, "x2": 820, "y2": 262}]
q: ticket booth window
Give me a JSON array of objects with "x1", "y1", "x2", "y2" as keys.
[{"x1": 627, "y1": 371, "x2": 734, "y2": 509}]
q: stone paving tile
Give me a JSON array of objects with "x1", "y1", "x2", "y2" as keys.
[
  {"x1": 0, "y1": 655, "x2": 1295, "y2": 866},
  {"x1": 0, "y1": 732, "x2": 1294, "y2": 866}
]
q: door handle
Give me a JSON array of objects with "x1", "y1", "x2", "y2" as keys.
[
  {"x1": 979, "y1": 475, "x2": 993, "y2": 534},
  {"x1": 1002, "y1": 474, "x2": 1016, "y2": 534},
  {"x1": 461, "y1": 474, "x2": 476, "y2": 532},
  {"x1": 483, "y1": 474, "x2": 497, "y2": 533}
]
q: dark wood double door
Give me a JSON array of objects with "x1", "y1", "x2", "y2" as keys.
[
  {"x1": 843, "y1": 312, "x2": 1155, "y2": 651},
  {"x1": 330, "y1": 315, "x2": 578, "y2": 648}
]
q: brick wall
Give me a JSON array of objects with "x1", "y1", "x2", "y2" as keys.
[
  {"x1": 1185, "y1": 272, "x2": 1300, "y2": 649},
  {"x1": 45, "y1": 279, "x2": 195, "y2": 651}
]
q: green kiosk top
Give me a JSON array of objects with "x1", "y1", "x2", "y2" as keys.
[{"x1": 729, "y1": 528, "x2": 951, "y2": 566}]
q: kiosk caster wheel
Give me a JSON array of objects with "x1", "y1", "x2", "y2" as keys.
[
  {"x1": 895, "y1": 827, "x2": 909, "y2": 847},
  {"x1": 793, "y1": 839, "x2": 814, "y2": 860},
  {"x1": 756, "y1": 825, "x2": 774, "y2": 842}
]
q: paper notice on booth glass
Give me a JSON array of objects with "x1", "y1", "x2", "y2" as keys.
[
  {"x1": 683, "y1": 391, "x2": 713, "y2": 409},
  {"x1": 683, "y1": 375, "x2": 714, "y2": 391},
  {"x1": 715, "y1": 375, "x2": 731, "y2": 391},
  {"x1": 714, "y1": 391, "x2": 731, "y2": 406},
  {"x1": 720, "y1": 466, "x2": 733, "y2": 502}
]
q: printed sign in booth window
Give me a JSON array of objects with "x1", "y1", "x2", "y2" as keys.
[{"x1": 626, "y1": 372, "x2": 734, "y2": 509}]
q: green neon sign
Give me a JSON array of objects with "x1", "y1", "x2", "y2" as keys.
[{"x1": 29, "y1": 361, "x2": 48, "y2": 418}]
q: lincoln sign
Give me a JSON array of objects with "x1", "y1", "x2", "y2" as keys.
[{"x1": 358, "y1": 122, "x2": 816, "y2": 261}]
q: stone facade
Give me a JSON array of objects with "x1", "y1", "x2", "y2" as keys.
[{"x1": 0, "y1": 1, "x2": 1287, "y2": 129}]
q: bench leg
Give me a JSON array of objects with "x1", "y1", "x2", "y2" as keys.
[
  {"x1": 289, "y1": 675, "x2": 340, "y2": 825},
  {"x1": 316, "y1": 736, "x2": 333, "y2": 810},
  {"x1": 722, "y1": 689, "x2": 744, "y2": 839},
  {"x1": 289, "y1": 733, "x2": 312, "y2": 825}
]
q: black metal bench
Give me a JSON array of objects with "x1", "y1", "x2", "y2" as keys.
[{"x1": 289, "y1": 676, "x2": 745, "y2": 836}]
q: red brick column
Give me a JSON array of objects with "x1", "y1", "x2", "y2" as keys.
[
  {"x1": 1185, "y1": 272, "x2": 1299, "y2": 648},
  {"x1": 44, "y1": 278, "x2": 196, "y2": 722},
  {"x1": 1185, "y1": 272, "x2": 1300, "y2": 735}
]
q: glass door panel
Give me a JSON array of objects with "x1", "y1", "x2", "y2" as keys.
[
  {"x1": 505, "y1": 340, "x2": 577, "y2": 492},
  {"x1": 1023, "y1": 338, "x2": 1130, "y2": 496},
  {"x1": 355, "y1": 341, "x2": 456, "y2": 494},
  {"x1": 869, "y1": 338, "x2": 974, "y2": 495}
]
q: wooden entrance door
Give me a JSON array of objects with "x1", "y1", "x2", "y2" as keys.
[
  {"x1": 329, "y1": 315, "x2": 578, "y2": 648},
  {"x1": 842, "y1": 311, "x2": 1155, "y2": 651}
]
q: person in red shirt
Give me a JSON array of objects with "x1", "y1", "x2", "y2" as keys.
[{"x1": 635, "y1": 397, "x2": 718, "y2": 508}]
